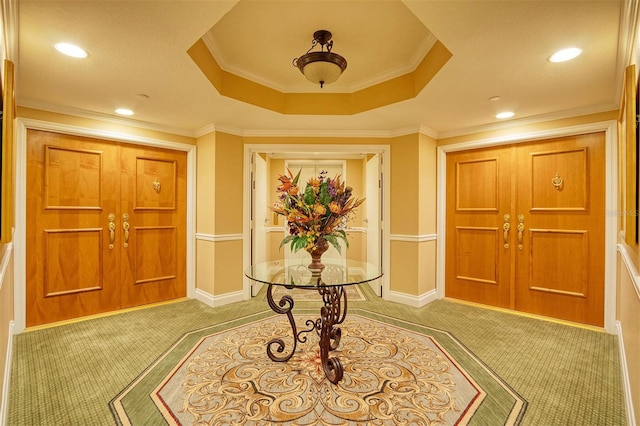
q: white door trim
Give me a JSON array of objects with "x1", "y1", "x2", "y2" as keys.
[
  {"x1": 437, "y1": 120, "x2": 618, "y2": 333},
  {"x1": 13, "y1": 118, "x2": 197, "y2": 333},
  {"x1": 243, "y1": 144, "x2": 391, "y2": 300}
]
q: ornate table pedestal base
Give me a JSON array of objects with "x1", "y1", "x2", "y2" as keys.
[{"x1": 265, "y1": 283, "x2": 347, "y2": 384}]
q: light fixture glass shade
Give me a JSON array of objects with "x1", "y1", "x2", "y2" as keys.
[
  {"x1": 297, "y1": 52, "x2": 346, "y2": 87},
  {"x1": 294, "y1": 30, "x2": 347, "y2": 88}
]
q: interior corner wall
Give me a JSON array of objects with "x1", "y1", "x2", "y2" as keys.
[
  {"x1": 389, "y1": 133, "x2": 437, "y2": 299},
  {"x1": 418, "y1": 133, "x2": 437, "y2": 297},
  {"x1": 195, "y1": 131, "x2": 244, "y2": 298},
  {"x1": 195, "y1": 131, "x2": 216, "y2": 297}
]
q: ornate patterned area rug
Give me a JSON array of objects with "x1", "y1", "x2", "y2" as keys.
[{"x1": 110, "y1": 310, "x2": 526, "y2": 425}]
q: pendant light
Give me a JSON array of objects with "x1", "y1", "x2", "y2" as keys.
[{"x1": 293, "y1": 30, "x2": 347, "y2": 88}]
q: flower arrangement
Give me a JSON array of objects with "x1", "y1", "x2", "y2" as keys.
[{"x1": 271, "y1": 168, "x2": 365, "y2": 255}]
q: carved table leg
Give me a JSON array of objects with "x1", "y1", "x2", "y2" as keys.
[
  {"x1": 265, "y1": 284, "x2": 298, "y2": 362},
  {"x1": 265, "y1": 283, "x2": 349, "y2": 384},
  {"x1": 318, "y1": 285, "x2": 347, "y2": 384}
]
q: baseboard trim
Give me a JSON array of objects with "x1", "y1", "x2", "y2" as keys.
[
  {"x1": 1, "y1": 320, "x2": 14, "y2": 426},
  {"x1": 616, "y1": 320, "x2": 637, "y2": 426},
  {"x1": 387, "y1": 288, "x2": 437, "y2": 307},
  {"x1": 195, "y1": 288, "x2": 244, "y2": 307}
]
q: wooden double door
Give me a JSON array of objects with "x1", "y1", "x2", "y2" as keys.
[
  {"x1": 26, "y1": 130, "x2": 187, "y2": 327},
  {"x1": 445, "y1": 132, "x2": 605, "y2": 327}
]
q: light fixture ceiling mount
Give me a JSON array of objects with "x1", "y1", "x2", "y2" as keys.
[{"x1": 293, "y1": 30, "x2": 347, "y2": 88}]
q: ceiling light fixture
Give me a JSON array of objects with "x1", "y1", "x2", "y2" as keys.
[
  {"x1": 293, "y1": 30, "x2": 347, "y2": 88},
  {"x1": 54, "y1": 42, "x2": 88, "y2": 58},
  {"x1": 115, "y1": 108, "x2": 134, "y2": 116},
  {"x1": 496, "y1": 111, "x2": 515, "y2": 119},
  {"x1": 549, "y1": 47, "x2": 582, "y2": 63}
]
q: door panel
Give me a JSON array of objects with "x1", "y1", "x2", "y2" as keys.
[
  {"x1": 134, "y1": 157, "x2": 177, "y2": 209},
  {"x1": 446, "y1": 132, "x2": 605, "y2": 326},
  {"x1": 530, "y1": 148, "x2": 588, "y2": 210},
  {"x1": 528, "y1": 229, "x2": 588, "y2": 296},
  {"x1": 26, "y1": 130, "x2": 187, "y2": 326},
  {"x1": 44, "y1": 228, "x2": 104, "y2": 296},
  {"x1": 26, "y1": 130, "x2": 120, "y2": 327},
  {"x1": 455, "y1": 227, "x2": 500, "y2": 284},
  {"x1": 445, "y1": 148, "x2": 513, "y2": 308},
  {"x1": 44, "y1": 145, "x2": 104, "y2": 209},
  {"x1": 515, "y1": 133, "x2": 605, "y2": 326},
  {"x1": 120, "y1": 145, "x2": 187, "y2": 308}
]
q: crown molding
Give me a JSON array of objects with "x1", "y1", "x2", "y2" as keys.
[
  {"x1": 194, "y1": 122, "x2": 217, "y2": 138},
  {"x1": 18, "y1": 100, "x2": 197, "y2": 138},
  {"x1": 437, "y1": 103, "x2": 618, "y2": 140},
  {"x1": 1, "y1": 0, "x2": 18, "y2": 63},
  {"x1": 21, "y1": 101, "x2": 615, "y2": 144},
  {"x1": 203, "y1": 30, "x2": 438, "y2": 94}
]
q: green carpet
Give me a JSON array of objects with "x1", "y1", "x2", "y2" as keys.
[{"x1": 7, "y1": 285, "x2": 626, "y2": 425}]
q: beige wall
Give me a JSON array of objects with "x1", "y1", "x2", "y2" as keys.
[
  {"x1": 196, "y1": 131, "x2": 216, "y2": 234},
  {"x1": 195, "y1": 131, "x2": 244, "y2": 297},
  {"x1": 617, "y1": 252, "x2": 640, "y2": 419},
  {"x1": 214, "y1": 132, "x2": 244, "y2": 234},
  {"x1": 388, "y1": 132, "x2": 438, "y2": 296},
  {"x1": 0, "y1": 244, "x2": 14, "y2": 409},
  {"x1": 390, "y1": 133, "x2": 420, "y2": 235}
]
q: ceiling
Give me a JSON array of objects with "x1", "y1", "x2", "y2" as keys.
[{"x1": 15, "y1": 1, "x2": 626, "y2": 139}]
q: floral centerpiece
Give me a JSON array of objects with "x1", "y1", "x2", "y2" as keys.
[{"x1": 271, "y1": 168, "x2": 364, "y2": 271}]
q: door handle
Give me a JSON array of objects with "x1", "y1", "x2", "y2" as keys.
[
  {"x1": 108, "y1": 213, "x2": 116, "y2": 250},
  {"x1": 122, "y1": 213, "x2": 130, "y2": 248},
  {"x1": 517, "y1": 214, "x2": 525, "y2": 250},
  {"x1": 502, "y1": 214, "x2": 510, "y2": 249}
]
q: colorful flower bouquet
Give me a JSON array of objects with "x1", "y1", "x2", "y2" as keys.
[{"x1": 271, "y1": 168, "x2": 364, "y2": 269}]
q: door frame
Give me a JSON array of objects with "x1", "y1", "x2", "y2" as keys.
[
  {"x1": 436, "y1": 120, "x2": 618, "y2": 333},
  {"x1": 14, "y1": 118, "x2": 197, "y2": 333},
  {"x1": 243, "y1": 144, "x2": 391, "y2": 300}
]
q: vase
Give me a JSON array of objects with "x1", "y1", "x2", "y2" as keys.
[{"x1": 306, "y1": 238, "x2": 329, "y2": 272}]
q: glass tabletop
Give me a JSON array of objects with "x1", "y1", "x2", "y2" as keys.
[{"x1": 245, "y1": 258, "x2": 383, "y2": 288}]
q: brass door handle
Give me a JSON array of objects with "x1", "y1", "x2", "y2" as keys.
[
  {"x1": 517, "y1": 214, "x2": 525, "y2": 250},
  {"x1": 122, "y1": 213, "x2": 130, "y2": 248},
  {"x1": 108, "y1": 213, "x2": 116, "y2": 250},
  {"x1": 502, "y1": 214, "x2": 510, "y2": 249}
]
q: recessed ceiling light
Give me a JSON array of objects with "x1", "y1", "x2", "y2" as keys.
[
  {"x1": 54, "y1": 42, "x2": 88, "y2": 58},
  {"x1": 496, "y1": 111, "x2": 515, "y2": 119},
  {"x1": 549, "y1": 47, "x2": 582, "y2": 63},
  {"x1": 115, "y1": 108, "x2": 134, "y2": 116},
  {"x1": 489, "y1": 96, "x2": 501, "y2": 101}
]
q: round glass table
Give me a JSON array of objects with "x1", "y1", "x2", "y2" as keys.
[{"x1": 244, "y1": 259, "x2": 383, "y2": 384}]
